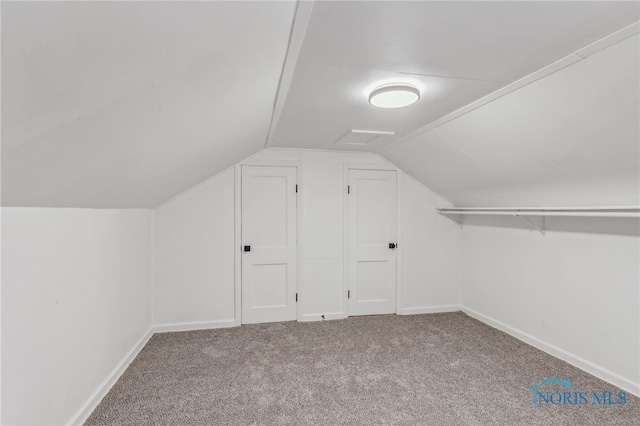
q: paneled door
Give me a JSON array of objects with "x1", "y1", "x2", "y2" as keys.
[
  {"x1": 347, "y1": 169, "x2": 397, "y2": 316},
  {"x1": 241, "y1": 165, "x2": 297, "y2": 324}
]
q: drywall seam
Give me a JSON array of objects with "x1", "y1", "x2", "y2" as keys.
[
  {"x1": 153, "y1": 319, "x2": 237, "y2": 333},
  {"x1": 69, "y1": 328, "x2": 154, "y2": 425},
  {"x1": 460, "y1": 306, "x2": 640, "y2": 397}
]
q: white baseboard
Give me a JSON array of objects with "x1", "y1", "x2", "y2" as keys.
[
  {"x1": 459, "y1": 305, "x2": 640, "y2": 397},
  {"x1": 153, "y1": 319, "x2": 237, "y2": 333},
  {"x1": 69, "y1": 327, "x2": 154, "y2": 425},
  {"x1": 300, "y1": 312, "x2": 346, "y2": 322},
  {"x1": 69, "y1": 319, "x2": 238, "y2": 424},
  {"x1": 301, "y1": 307, "x2": 461, "y2": 321},
  {"x1": 400, "y1": 305, "x2": 460, "y2": 315},
  {"x1": 69, "y1": 306, "x2": 638, "y2": 426}
]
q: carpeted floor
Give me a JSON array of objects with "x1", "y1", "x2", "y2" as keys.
[{"x1": 86, "y1": 312, "x2": 639, "y2": 425}]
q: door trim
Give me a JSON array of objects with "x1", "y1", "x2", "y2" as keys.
[
  {"x1": 343, "y1": 163, "x2": 400, "y2": 317},
  {"x1": 234, "y1": 160, "x2": 303, "y2": 325}
]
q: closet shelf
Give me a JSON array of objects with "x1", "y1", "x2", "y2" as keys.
[
  {"x1": 438, "y1": 207, "x2": 640, "y2": 218},
  {"x1": 437, "y1": 206, "x2": 640, "y2": 235}
]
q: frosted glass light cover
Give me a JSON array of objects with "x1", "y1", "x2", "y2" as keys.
[{"x1": 369, "y1": 84, "x2": 420, "y2": 108}]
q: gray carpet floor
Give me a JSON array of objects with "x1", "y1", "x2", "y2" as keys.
[{"x1": 86, "y1": 312, "x2": 640, "y2": 425}]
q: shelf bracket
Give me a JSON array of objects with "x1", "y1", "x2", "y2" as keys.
[{"x1": 515, "y1": 214, "x2": 545, "y2": 236}]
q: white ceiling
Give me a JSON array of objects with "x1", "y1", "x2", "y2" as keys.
[
  {"x1": 2, "y1": 1, "x2": 296, "y2": 208},
  {"x1": 270, "y1": 1, "x2": 639, "y2": 152},
  {"x1": 2, "y1": 1, "x2": 638, "y2": 208},
  {"x1": 381, "y1": 34, "x2": 640, "y2": 207}
]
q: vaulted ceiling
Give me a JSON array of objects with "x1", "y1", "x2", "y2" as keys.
[
  {"x1": 381, "y1": 32, "x2": 640, "y2": 207},
  {"x1": 2, "y1": 1, "x2": 639, "y2": 208},
  {"x1": 2, "y1": 1, "x2": 296, "y2": 208}
]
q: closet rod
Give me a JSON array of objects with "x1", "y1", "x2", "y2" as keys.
[{"x1": 437, "y1": 208, "x2": 640, "y2": 218}]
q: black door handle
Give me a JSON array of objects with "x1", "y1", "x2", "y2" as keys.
[
  {"x1": 389, "y1": 243, "x2": 396, "y2": 249},
  {"x1": 244, "y1": 245, "x2": 251, "y2": 252}
]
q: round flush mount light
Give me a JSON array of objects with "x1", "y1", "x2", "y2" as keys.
[{"x1": 368, "y1": 84, "x2": 420, "y2": 108}]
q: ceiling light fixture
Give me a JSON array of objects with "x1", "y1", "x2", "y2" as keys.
[{"x1": 368, "y1": 84, "x2": 420, "y2": 108}]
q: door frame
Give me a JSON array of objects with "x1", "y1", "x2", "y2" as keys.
[
  {"x1": 234, "y1": 160, "x2": 303, "y2": 325},
  {"x1": 343, "y1": 163, "x2": 401, "y2": 317}
]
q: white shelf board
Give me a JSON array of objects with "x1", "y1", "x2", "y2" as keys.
[{"x1": 438, "y1": 207, "x2": 640, "y2": 218}]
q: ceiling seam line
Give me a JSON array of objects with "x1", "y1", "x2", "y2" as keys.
[
  {"x1": 263, "y1": 0, "x2": 301, "y2": 149},
  {"x1": 374, "y1": 55, "x2": 584, "y2": 154},
  {"x1": 388, "y1": 70, "x2": 501, "y2": 83},
  {"x1": 377, "y1": 22, "x2": 640, "y2": 154}
]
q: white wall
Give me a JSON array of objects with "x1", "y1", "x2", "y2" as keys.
[
  {"x1": 460, "y1": 215, "x2": 640, "y2": 395},
  {"x1": 1, "y1": 207, "x2": 152, "y2": 425},
  {"x1": 152, "y1": 169, "x2": 236, "y2": 329},
  {"x1": 399, "y1": 173, "x2": 460, "y2": 314},
  {"x1": 151, "y1": 148, "x2": 461, "y2": 326},
  {"x1": 6, "y1": 148, "x2": 635, "y2": 426}
]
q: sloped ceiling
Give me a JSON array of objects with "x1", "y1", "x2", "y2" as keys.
[
  {"x1": 380, "y1": 33, "x2": 640, "y2": 207},
  {"x1": 2, "y1": 1, "x2": 296, "y2": 208},
  {"x1": 270, "y1": 1, "x2": 639, "y2": 152},
  {"x1": 2, "y1": 1, "x2": 639, "y2": 208}
]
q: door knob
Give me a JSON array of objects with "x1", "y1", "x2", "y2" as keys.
[
  {"x1": 389, "y1": 243, "x2": 396, "y2": 249},
  {"x1": 244, "y1": 245, "x2": 251, "y2": 252}
]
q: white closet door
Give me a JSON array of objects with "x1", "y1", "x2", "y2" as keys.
[
  {"x1": 241, "y1": 165, "x2": 297, "y2": 324},
  {"x1": 347, "y1": 169, "x2": 397, "y2": 316}
]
